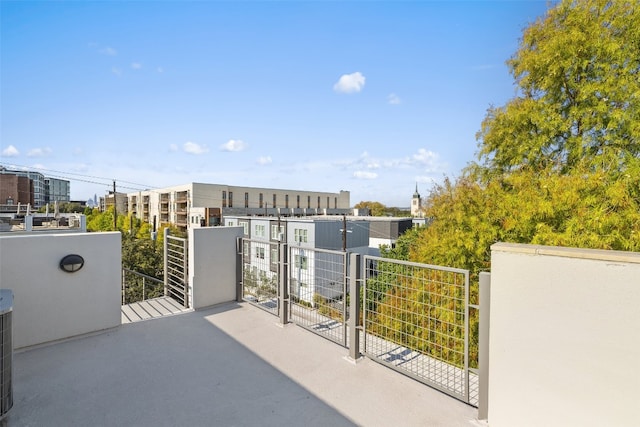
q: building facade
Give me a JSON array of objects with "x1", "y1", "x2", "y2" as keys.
[
  {"x1": 44, "y1": 177, "x2": 71, "y2": 204},
  {"x1": 128, "y1": 183, "x2": 351, "y2": 230},
  {"x1": 0, "y1": 167, "x2": 71, "y2": 208},
  {"x1": 225, "y1": 215, "x2": 370, "y2": 304},
  {"x1": 0, "y1": 174, "x2": 34, "y2": 206}
]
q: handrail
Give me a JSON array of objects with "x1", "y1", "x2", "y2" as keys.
[{"x1": 122, "y1": 268, "x2": 164, "y2": 305}]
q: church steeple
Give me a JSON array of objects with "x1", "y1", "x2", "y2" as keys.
[{"x1": 411, "y1": 183, "x2": 422, "y2": 217}]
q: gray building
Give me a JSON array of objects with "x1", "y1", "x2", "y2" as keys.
[{"x1": 44, "y1": 177, "x2": 71, "y2": 204}]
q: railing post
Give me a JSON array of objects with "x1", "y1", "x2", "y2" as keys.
[
  {"x1": 478, "y1": 271, "x2": 491, "y2": 421},
  {"x1": 279, "y1": 242, "x2": 289, "y2": 325},
  {"x1": 163, "y1": 227, "x2": 169, "y2": 297},
  {"x1": 348, "y1": 252, "x2": 362, "y2": 361},
  {"x1": 236, "y1": 237, "x2": 243, "y2": 302},
  {"x1": 122, "y1": 269, "x2": 125, "y2": 305},
  {"x1": 182, "y1": 237, "x2": 189, "y2": 308},
  {"x1": 142, "y1": 277, "x2": 146, "y2": 301}
]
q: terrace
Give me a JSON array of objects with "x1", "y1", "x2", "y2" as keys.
[{"x1": 1, "y1": 228, "x2": 638, "y2": 427}]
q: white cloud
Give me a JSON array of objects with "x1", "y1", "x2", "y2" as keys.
[
  {"x1": 257, "y1": 156, "x2": 272, "y2": 165},
  {"x1": 112, "y1": 67, "x2": 122, "y2": 77},
  {"x1": 353, "y1": 171, "x2": 378, "y2": 180},
  {"x1": 388, "y1": 93, "x2": 401, "y2": 105},
  {"x1": 1, "y1": 145, "x2": 19, "y2": 157},
  {"x1": 131, "y1": 62, "x2": 142, "y2": 70},
  {"x1": 27, "y1": 147, "x2": 52, "y2": 157},
  {"x1": 183, "y1": 141, "x2": 209, "y2": 155},
  {"x1": 169, "y1": 144, "x2": 178, "y2": 152},
  {"x1": 100, "y1": 47, "x2": 118, "y2": 56},
  {"x1": 333, "y1": 72, "x2": 366, "y2": 94},
  {"x1": 411, "y1": 148, "x2": 439, "y2": 169},
  {"x1": 220, "y1": 139, "x2": 248, "y2": 152}
]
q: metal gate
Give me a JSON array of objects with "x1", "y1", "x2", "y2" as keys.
[
  {"x1": 288, "y1": 246, "x2": 348, "y2": 347},
  {"x1": 240, "y1": 238, "x2": 279, "y2": 316},
  {"x1": 164, "y1": 234, "x2": 189, "y2": 308},
  {"x1": 361, "y1": 255, "x2": 477, "y2": 406}
]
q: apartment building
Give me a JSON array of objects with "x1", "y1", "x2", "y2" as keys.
[
  {"x1": 225, "y1": 215, "x2": 370, "y2": 303},
  {"x1": 0, "y1": 167, "x2": 70, "y2": 208},
  {"x1": 128, "y1": 183, "x2": 351, "y2": 230}
]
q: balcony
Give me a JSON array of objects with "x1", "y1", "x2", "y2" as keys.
[{"x1": 2, "y1": 229, "x2": 638, "y2": 427}]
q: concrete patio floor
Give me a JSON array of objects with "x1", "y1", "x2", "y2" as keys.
[{"x1": 11, "y1": 302, "x2": 479, "y2": 427}]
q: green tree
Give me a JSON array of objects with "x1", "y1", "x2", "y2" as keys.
[
  {"x1": 477, "y1": 0, "x2": 640, "y2": 177},
  {"x1": 354, "y1": 201, "x2": 388, "y2": 216}
]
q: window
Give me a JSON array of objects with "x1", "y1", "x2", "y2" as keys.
[
  {"x1": 317, "y1": 196, "x2": 321, "y2": 209},
  {"x1": 273, "y1": 194, "x2": 276, "y2": 207},
  {"x1": 271, "y1": 224, "x2": 284, "y2": 240},
  {"x1": 307, "y1": 196, "x2": 311, "y2": 209},
  {"x1": 244, "y1": 192, "x2": 249, "y2": 208},
  {"x1": 334, "y1": 197, "x2": 337, "y2": 209},
  {"x1": 259, "y1": 193, "x2": 264, "y2": 209},
  {"x1": 270, "y1": 246, "x2": 278, "y2": 267},
  {"x1": 294, "y1": 228, "x2": 308, "y2": 243},
  {"x1": 296, "y1": 195, "x2": 300, "y2": 209},
  {"x1": 239, "y1": 221, "x2": 249, "y2": 235},
  {"x1": 256, "y1": 247, "x2": 265, "y2": 259},
  {"x1": 285, "y1": 195, "x2": 289, "y2": 208},
  {"x1": 243, "y1": 241, "x2": 250, "y2": 258},
  {"x1": 326, "y1": 197, "x2": 330, "y2": 208},
  {"x1": 227, "y1": 220, "x2": 235, "y2": 226},
  {"x1": 229, "y1": 192, "x2": 233, "y2": 208},
  {"x1": 294, "y1": 255, "x2": 308, "y2": 270},
  {"x1": 255, "y1": 224, "x2": 265, "y2": 238}
]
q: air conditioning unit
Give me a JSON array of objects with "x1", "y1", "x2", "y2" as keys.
[{"x1": 0, "y1": 290, "x2": 13, "y2": 420}]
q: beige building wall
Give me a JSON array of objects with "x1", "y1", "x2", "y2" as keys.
[
  {"x1": 488, "y1": 243, "x2": 640, "y2": 427},
  {"x1": 128, "y1": 183, "x2": 350, "y2": 229}
]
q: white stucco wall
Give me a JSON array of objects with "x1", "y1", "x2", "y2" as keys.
[
  {"x1": 188, "y1": 226, "x2": 244, "y2": 310},
  {"x1": 0, "y1": 232, "x2": 121, "y2": 349},
  {"x1": 488, "y1": 243, "x2": 640, "y2": 427}
]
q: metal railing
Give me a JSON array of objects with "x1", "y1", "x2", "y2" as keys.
[
  {"x1": 164, "y1": 231, "x2": 189, "y2": 308},
  {"x1": 236, "y1": 238, "x2": 480, "y2": 407},
  {"x1": 240, "y1": 238, "x2": 279, "y2": 316},
  {"x1": 288, "y1": 246, "x2": 348, "y2": 347},
  {"x1": 360, "y1": 255, "x2": 476, "y2": 406},
  {"x1": 121, "y1": 268, "x2": 165, "y2": 305}
]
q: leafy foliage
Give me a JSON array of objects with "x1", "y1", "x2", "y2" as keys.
[
  {"x1": 477, "y1": 0, "x2": 640, "y2": 176},
  {"x1": 375, "y1": 0, "x2": 640, "y2": 373},
  {"x1": 354, "y1": 201, "x2": 410, "y2": 217}
]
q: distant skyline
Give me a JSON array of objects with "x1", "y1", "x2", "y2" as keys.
[{"x1": 1, "y1": 1, "x2": 552, "y2": 207}]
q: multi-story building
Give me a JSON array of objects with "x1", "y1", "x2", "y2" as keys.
[
  {"x1": 225, "y1": 215, "x2": 370, "y2": 303},
  {"x1": 128, "y1": 183, "x2": 351, "y2": 231},
  {"x1": 100, "y1": 191, "x2": 128, "y2": 214},
  {"x1": 0, "y1": 174, "x2": 34, "y2": 207},
  {"x1": 0, "y1": 167, "x2": 71, "y2": 209},
  {"x1": 44, "y1": 177, "x2": 71, "y2": 204}
]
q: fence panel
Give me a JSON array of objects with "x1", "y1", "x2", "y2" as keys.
[
  {"x1": 362, "y1": 255, "x2": 476, "y2": 406},
  {"x1": 240, "y1": 238, "x2": 279, "y2": 316},
  {"x1": 165, "y1": 235, "x2": 189, "y2": 308},
  {"x1": 288, "y1": 246, "x2": 348, "y2": 347}
]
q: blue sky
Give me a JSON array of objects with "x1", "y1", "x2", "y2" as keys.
[{"x1": 1, "y1": 1, "x2": 550, "y2": 207}]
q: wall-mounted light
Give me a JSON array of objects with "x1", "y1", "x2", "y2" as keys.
[{"x1": 59, "y1": 254, "x2": 84, "y2": 273}]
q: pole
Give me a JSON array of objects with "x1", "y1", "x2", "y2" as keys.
[
  {"x1": 113, "y1": 180, "x2": 117, "y2": 230},
  {"x1": 342, "y1": 214, "x2": 347, "y2": 251}
]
